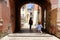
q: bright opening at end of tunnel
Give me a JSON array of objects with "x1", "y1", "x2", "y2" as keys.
[{"x1": 21, "y1": 3, "x2": 42, "y2": 29}]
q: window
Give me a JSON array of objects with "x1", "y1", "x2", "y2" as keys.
[{"x1": 22, "y1": 6, "x2": 24, "y2": 11}]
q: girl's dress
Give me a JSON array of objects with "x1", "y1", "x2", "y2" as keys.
[{"x1": 36, "y1": 24, "x2": 43, "y2": 31}]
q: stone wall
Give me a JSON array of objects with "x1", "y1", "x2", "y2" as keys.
[
  {"x1": 0, "y1": 0, "x2": 15, "y2": 33},
  {"x1": 0, "y1": 3, "x2": 10, "y2": 32},
  {"x1": 9, "y1": 0, "x2": 15, "y2": 32},
  {"x1": 49, "y1": 8, "x2": 57, "y2": 34},
  {"x1": 56, "y1": 8, "x2": 60, "y2": 38}
]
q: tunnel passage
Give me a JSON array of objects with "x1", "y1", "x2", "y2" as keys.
[{"x1": 9, "y1": 0, "x2": 51, "y2": 33}]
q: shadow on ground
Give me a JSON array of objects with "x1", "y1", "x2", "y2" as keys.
[{"x1": 18, "y1": 28, "x2": 47, "y2": 34}]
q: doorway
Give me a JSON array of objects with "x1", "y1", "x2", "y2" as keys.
[
  {"x1": 20, "y1": 3, "x2": 43, "y2": 33},
  {"x1": 13, "y1": 0, "x2": 51, "y2": 33}
]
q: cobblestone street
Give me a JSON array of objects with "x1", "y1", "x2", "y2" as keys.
[{"x1": 0, "y1": 23, "x2": 60, "y2": 40}]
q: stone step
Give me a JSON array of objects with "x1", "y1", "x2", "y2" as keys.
[
  {"x1": 8, "y1": 33, "x2": 52, "y2": 37},
  {"x1": 0, "y1": 33, "x2": 59, "y2": 40}
]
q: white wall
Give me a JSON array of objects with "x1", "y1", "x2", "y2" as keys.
[{"x1": 33, "y1": 11, "x2": 38, "y2": 25}]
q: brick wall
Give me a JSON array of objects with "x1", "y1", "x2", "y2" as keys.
[
  {"x1": 0, "y1": 3, "x2": 10, "y2": 33},
  {"x1": 0, "y1": 3, "x2": 3, "y2": 32}
]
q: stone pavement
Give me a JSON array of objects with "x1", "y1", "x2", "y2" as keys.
[
  {"x1": 0, "y1": 23, "x2": 60, "y2": 40},
  {"x1": 0, "y1": 33, "x2": 60, "y2": 40}
]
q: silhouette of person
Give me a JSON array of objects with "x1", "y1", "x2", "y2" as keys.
[{"x1": 29, "y1": 17, "x2": 33, "y2": 31}]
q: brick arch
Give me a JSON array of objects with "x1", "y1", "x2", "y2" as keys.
[
  {"x1": 15, "y1": 0, "x2": 51, "y2": 9},
  {"x1": 14, "y1": 0, "x2": 51, "y2": 33}
]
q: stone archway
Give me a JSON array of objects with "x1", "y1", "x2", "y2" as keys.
[
  {"x1": 13, "y1": 0, "x2": 51, "y2": 33},
  {"x1": 9, "y1": 0, "x2": 57, "y2": 34},
  {"x1": 0, "y1": 0, "x2": 58, "y2": 38}
]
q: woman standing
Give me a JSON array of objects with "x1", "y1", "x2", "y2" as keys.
[{"x1": 29, "y1": 17, "x2": 33, "y2": 31}]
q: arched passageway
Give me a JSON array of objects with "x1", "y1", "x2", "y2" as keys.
[
  {"x1": 13, "y1": 0, "x2": 52, "y2": 33},
  {"x1": 12, "y1": 0, "x2": 51, "y2": 32},
  {"x1": 0, "y1": 0, "x2": 59, "y2": 38},
  {"x1": 9, "y1": 0, "x2": 57, "y2": 35},
  {"x1": 15, "y1": 0, "x2": 50, "y2": 32},
  {"x1": 20, "y1": 3, "x2": 42, "y2": 33}
]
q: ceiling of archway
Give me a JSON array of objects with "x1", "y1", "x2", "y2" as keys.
[{"x1": 15, "y1": 0, "x2": 51, "y2": 8}]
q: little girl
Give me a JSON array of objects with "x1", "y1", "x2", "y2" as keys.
[{"x1": 36, "y1": 22, "x2": 43, "y2": 33}]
